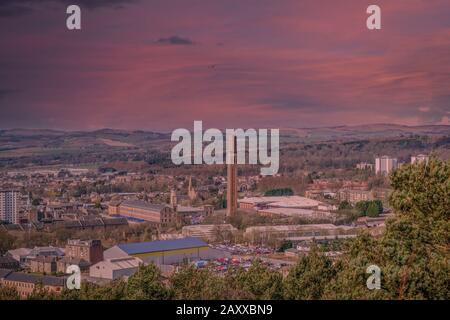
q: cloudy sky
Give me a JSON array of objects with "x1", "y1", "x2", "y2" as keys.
[{"x1": 0, "y1": 0, "x2": 449, "y2": 130}]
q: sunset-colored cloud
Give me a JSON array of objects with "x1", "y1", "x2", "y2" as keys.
[{"x1": 0, "y1": 0, "x2": 449, "y2": 130}]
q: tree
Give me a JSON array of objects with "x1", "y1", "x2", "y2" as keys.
[
  {"x1": 366, "y1": 201, "x2": 380, "y2": 217},
  {"x1": 325, "y1": 157, "x2": 450, "y2": 299},
  {"x1": 28, "y1": 283, "x2": 58, "y2": 300},
  {"x1": 126, "y1": 264, "x2": 172, "y2": 300},
  {"x1": 373, "y1": 200, "x2": 383, "y2": 214},
  {"x1": 284, "y1": 247, "x2": 336, "y2": 300},
  {"x1": 234, "y1": 260, "x2": 284, "y2": 300},
  {"x1": 264, "y1": 188, "x2": 294, "y2": 196},
  {"x1": 170, "y1": 266, "x2": 225, "y2": 300},
  {"x1": 277, "y1": 240, "x2": 293, "y2": 252},
  {"x1": 338, "y1": 201, "x2": 353, "y2": 210},
  {"x1": 61, "y1": 281, "x2": 127, "y2": 300},
  {"x1": 355, "y1": 201, "x2": 369, "y2": 216},
  {"x1": 0, "y1": 231, "x2": 16, "y2": 254},
  {"x1": 0, "y1": 285, "x2": 20, "y2": 300}
]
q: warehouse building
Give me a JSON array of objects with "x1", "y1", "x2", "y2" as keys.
[
  {"x1": 256, "y1": 207, "x2": 335, "y2": 221},
  {"x1": 238, "y1": 196, "x2": 329, "y2": 210},
  {"x1": 244, "y1": 224, "x2": 359, "y2": 243},
  {"x1": 181, "y1": 224, "x2": 237, "y2": 241},
  {"x1": 89, "y1": 257, "x2": 142, "y2": 280},
  {"x1": 109, "y1": 200, "x2": 176, "y2": 228},
  {"x1": 104, "y1": 237, "x2": 227, "y2": 265}
]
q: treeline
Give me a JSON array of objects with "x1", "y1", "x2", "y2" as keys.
[
  {"x1": 264, "y1": 188, "x2": 294, "y2": 196},
  {"x1": 339, "y1": 200, "x2": 383, "y2": 217},
  {"x1": 0, "y1": 224, "x2": 159, "y2": 253}
]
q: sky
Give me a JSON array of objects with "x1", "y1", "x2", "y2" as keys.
[{"x1": 0, "y1": 0, "x2": 449, "y2": 131}]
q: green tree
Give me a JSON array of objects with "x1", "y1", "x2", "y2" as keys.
[
  {"x1": 0, "y1": 285, "x2": 20, "y2": 300},
  {"x1": 234, "y1": 260, "x2": 284, "y2": 300},
  {"x1": 338, "y1": 201, "x2": 353, "y2": 210},
  {"x1": 61, "y1": 281, "x2": 127, "y2": 300},
  {"x1": 373, "y1": 200, "x2": 383, "y2": 214},
  {"x1": 170, "y1": 266, "x2": 225, "y2": 299},
  {"x1": 355, "y1": 201, "x2": 369, "y2": 216},
  {"x1": 264, "y1": 188, "x2": 294, "y2": 196},
  {"x1": 366, "y1": 201, "x2": 380, "y2": 217},
  {"x1": 126, "y1": 264, "x2": 172, "y2": 300},
  {"x1": 27, "y1": 283, "x2": 58, "y2": 300},
  {"x1": 325, "y1": 157, "x2": 450, "y2": 299},
  {"x1": 277, "y1": 240, "x2": 293, "y2": 252},
  {"x1": 284, "y1": 248, "x2": 336, "y2": 299},
  {"x1": 0, "y1": 231, "x2": 16, "y2": 254}
]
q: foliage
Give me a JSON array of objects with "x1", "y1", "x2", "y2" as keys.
[
  {"x1": 0, "y1": 231, "x2": 16, "y2": 254},
  {"x1": 170, "y1": 266, "x2": 225, "y2": 300},
  {"x1": 338, "y1": 201, "x2": 353, "y2": 210},
  {"x1": 234, "y1": 260, "x2": 284, "y2": 300},
  {"x1": 355, "y1": 200, "x2": 383, "y2": 217},
  {"x1": 366, "y1": 201, "x2": 380, "y2": 217},
  {"x1": 277, "y1": 240, "x2": 293, "y2": 252},
  {"x1": 0, "y1": 285, "x2": 20, "y2": 300},
  {"x1": 325, "y1": 157, "x2": 450, "y2": 299},
  {"x1": 284, "y1": 247, "x2": 337, "y2": 299},
  {"x1": 60, "y1": 281, "x2": 127, "y2": 300},
  {"x1": 126, "y1": 264, "x2": 172, "y2": 300},
  {"x1": 264, "y1": 188, "x2": 294, "y2": 196}
]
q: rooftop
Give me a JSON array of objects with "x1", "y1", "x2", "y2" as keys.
[
  {"x1": 245, "y1": 224, "x2": 355, "y2": 233},
  {"x1": 94, "y1": 257, "x2": 141, "y2": 270},
  {"x1": 257, "y1": 207, "x2": 333, "y2": 217},
  {"x1": 4, "y1": 271, "x2": 65, "y2": 286},
  {"x1": 117, "y1": 237, "x2": 208, "y2": 255},
  {"x1": 239, "y1": 196, "x2": 322, "y2": 208},
  {"x1": 120, "y1": 200, "x2": 168, "y2": 211}
]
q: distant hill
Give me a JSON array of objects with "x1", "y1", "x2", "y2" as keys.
[
  {"x1": 280, "y1": 124, "x2": 450, "y2": 141},
  {"x1": 0, "y1": 124, "x2": 448, "y2": 170}
]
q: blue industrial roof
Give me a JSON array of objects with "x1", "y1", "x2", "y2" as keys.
[{"x1": 117, "y1": 237, "x2": 208, "y2": 255}]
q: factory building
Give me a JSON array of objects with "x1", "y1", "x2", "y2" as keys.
[
  {"x1": 239, "y1": 195, "x2": 326, "y2": 210},
  {"x1": 104, "y1": 237, "x2": 226, "y2": 266},
  {"x1": 89, "y1": 257, "x2": 142, "y2": 280},
  {"x1": 181, "y1": 224, "x2": 237, "y2": 241},
  {"x1": 109, "y1": 200, "x2": 176, "y2": 228},
  {"x1": 244, "y1": 224, "x2": 359, "y2": 244}
]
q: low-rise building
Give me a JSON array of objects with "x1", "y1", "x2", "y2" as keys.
[
  {"x1": 256, "y1": 207, "x2": 335, "y2": 221},
  {"x1": 89, "y1": 257, "x2": 142, "y2": 280},
  {"x1": 109, "y1": 200, "x2": 176, "y2": 228},
  {"x1": 29, "y1": 256, "x2": 57, "y2": 274},
  {"x1": 411, "y1": 154, "x2": 429, "y2": 164},
  {"x1": 244, "y1": 224, "x2": 358, "y2": 243},
  {"x1": 356, "y1": 162, "x2": 374, "y2": 170},
  {"x1": 104, "y1": 237, "x2": 225, "y2": 266},
  {"x1": 65, "y1": 239, "x2": 103, "y2": 264},
  {"x1": 6, "y1": 248, "x2": 32, "y2": 265},
  {"x1": 239, "y1": 196, "x2": 324, "y2": 210},
  {"x1": 181, "y1": 224, "x2": 237, "y2": 241},
  {"x1": 338, "y1": 189, "x2": 373, "y2": 203},
  {"x1": 0, "y1": 256, "x2": 20, "y2": 270},
  {"x1": 56, "y1": 257, "x2": 91, "y2": 274},
  {"x1": 0, "y1": 269, "x2": 65, "y2": 298}
]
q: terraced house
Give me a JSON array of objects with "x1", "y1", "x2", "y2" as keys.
[{"x1": 0, "y1": 269, "x2": 65, "y2": 298}]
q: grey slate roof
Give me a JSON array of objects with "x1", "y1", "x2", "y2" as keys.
[
  {"x1": 120, "y1": 200, "x2": 168, "y2": 211},
  {"x1": 0, "y1": 268, "x2": 13, "y2": 279},
  {"x1": 4, "y1": 272, "x2": 65, "y2": 286}
]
